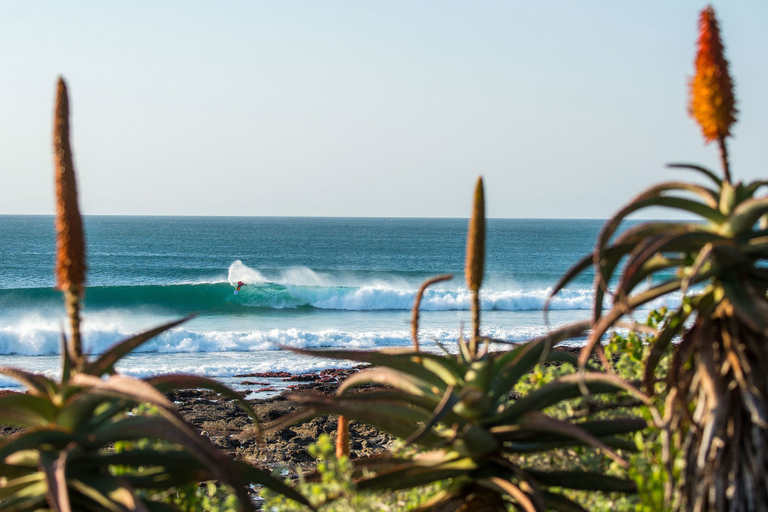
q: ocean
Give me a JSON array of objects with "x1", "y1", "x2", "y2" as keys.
[{"x1": 0, "y1": 216, "x2": 654, "y2": 396}]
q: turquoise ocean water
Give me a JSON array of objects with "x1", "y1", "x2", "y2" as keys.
[{"x1": 0, "y1": 216, "x2": 663, "y2": 395}]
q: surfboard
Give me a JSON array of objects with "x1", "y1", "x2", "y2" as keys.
[{"x1": 234, "y1": 290, "x2": 239, "y2": 296}]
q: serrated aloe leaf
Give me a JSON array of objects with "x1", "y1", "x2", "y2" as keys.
[
  {"x1": 727, "y1": 196, "x2": 768, "y2": 235},
  {"x1": 480, "y1": 476, "x2": 539, "y2": 512},
  {"x1": 515, "y1": 412, "x2": 630, "y2": 467},
  {"x1": 0, "y1": 430, "x2": 78, "y2": 463},
  {"x1": 541, "y1": 490, "x2": 589, "y2": 512},
  {"x1": 0, "y1": 477, "x2": 47, "y2": 510},
  {"x1": 500, "y1": 435, "x2": 637, "y2": 454},
  {"x1": 232, "y1": 460, "x2": 313, "y2": 508},
  {"x1": 490, "y1": 321, "x2": 591, "y2": 405},
  {"x1": 493, "y1": 417, "x2": 646, "y2": 441},
  {"x1": 70, "y1": 477, "x2": 141, "y2": 512},
  {"x1": 0, "y1": 394, "x2": 59, "y2": 428},
  {"x1": 334, "y1": 389, "x2": 468, "y2": 427},
  {"x1": 356, "y1": 458, "x2": 476, "y2": 491},
  {"x1": 70, "y1": 449, "x2": 204, "y2": 471},
  {"x1": 287, "y1": 346, "x2": 462, "y2": 388},
  {"x1": 526, "y1": 470, "x2": 637, "y2": 492},
  {"x1": 488, "y1": 373, "x2": 645, "y2": 425},
  {"x1": 338, "y1": 368, "x2": 441, "y2": 398},
  {"x1": 644, "y1": 307, "x2": 687, "y2": 393},
  {"x1": 70, "y1": 374, "x2": 175, "y2": 413},
  {"x1": 88, "y1": 414, "x2": 255, "y2": 512},
  {"x1": 722, "y1": 277, "x2": 768, "y2": 334},
  {"x1": 281, "y1": 392, "x2": 441, "y2": 445},
  {"x1": 0, "y1": 368, "x2": 57, "y2": 399},
  {"x1": 0, "y1": 472, "x2": 46, "y2": 500},
  {"x1": 667, "y1": 163, "x2": 722, "y2": 188},
  {"x1": 145, "y1": 373, "x2": 262, "y2": 438},
  {"x1": 38, "y1": 449, "x2": 70, "y2": 512},
  {"x1": 56, "y1": 392, "x2": 117, "y2": 431},
  {"x1": 85, "y1": 316, "x2": 193, "y2": 377}
]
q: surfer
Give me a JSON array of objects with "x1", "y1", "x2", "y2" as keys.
[{"x1": 235, "y1": 281, "x2": 246, "y2": 293}]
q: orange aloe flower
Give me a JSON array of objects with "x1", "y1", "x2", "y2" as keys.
[
  {"x1": 53, "y1": 77, "x2": 86, "y2": 295},
  {"x1": 689, "y1": 5, "x2": 737, "y2": 144}
]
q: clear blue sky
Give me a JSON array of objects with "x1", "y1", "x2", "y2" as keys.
[{"x1": 2, "y1": 1, "x2": 766, "y2": 218}]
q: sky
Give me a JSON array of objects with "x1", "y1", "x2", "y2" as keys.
[{"x1": 2, "y1": 1, "x2": 767, "y2": 219}]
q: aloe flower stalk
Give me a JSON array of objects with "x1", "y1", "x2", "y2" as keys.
[
  {"x1": 53, "y1": 77, "x2": 86, "y2": 362},
  {"x1": 689, "y1": 5, "x2": 737, "y2": 183},
  {"x1": 336, "y1": 415, "x2": 350, "y2": 459},
  {"x1": 465, "y1": 176, "x2": 485, "y2": 356}
]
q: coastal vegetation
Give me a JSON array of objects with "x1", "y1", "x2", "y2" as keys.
[{"x1": 1, "y1": 5, "x2": 765, "y2": 512}]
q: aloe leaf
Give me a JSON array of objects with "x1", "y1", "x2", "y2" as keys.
[
  {"x1": 88, "y1": 414, "x2": 256, "y2": 511},
  {"x1": 0, "y1": 394, "x2": 59, "y2": 428},
  {"x1": 56, "y1": 392, "x2": 118, "y2": 431},
  {"x1": 406, "y1": 385, "x2": 461, "y2": 446},
  {"x1": 722, "y1": 277, "x2": 768, "y2": 334},
  {"x1": 0, "y1": 368, "x2": 57, "y2": 399},
  {"x1": 280, "y1": 392, "x2": 441, "y2": 445},
  {"x1": 525, "y1": 469, "x2": 637, "y2": 492},
  {"x1": 727, "y1": 196, "x2": 768, "y2": 235},
  {"x1": 644, "y1": 307, "x2": 687, "y2": 393},
  {"x1": 70, "y1": 374, "x2": 175, "y2": 412},
  {"x1": 286, "y1": 346, "x2": 462, "y2": 388},
  {"x1": 338, "y1": 367, "x2": 442, "y2": 398},
  {"x1": 0, "y1": 472, "x2": 46, "y2": 500},
  {"x1": 145, "y1": 373, "x2": 262, "y2": 438},
  {"x1": 320, "y1": 389, "x2": 469, "y2": 429},
  {"x1": 480, "y1": 476, "x2": 539, "y2": 512},
  {"x1": 489, "y1": 321, "x2": 591, "y2": 404},
  {"x1": 488, "y1": 373, "x2": 646, "y2": 425},
  {"x1": 38, "y1": 449, "x2": 71, "y2": 512},
  {"x1": 70, "y1": 476, "x2": 149, "y2": 512},
  {"x1": 517, "y1": 412, "x2": 632, "y2": 467},
  {"x1": 667, "y1": 163, "x2": 722, "y2": 189},
  {"x1": 356, "y1": 459, "x2": 476, "y2": 491},
  {"x1": 0, "y1": 477, "x2": 48, "y2": 510},
  {"x1": 0, "y1": 430, "x2": 79, "y2": 463},
  {"x1": 85, "y1": 316, "x2": 193, "y2": 377},
  {"x1": 541, "y1": 490, "x2": 589, "y2": 512}
]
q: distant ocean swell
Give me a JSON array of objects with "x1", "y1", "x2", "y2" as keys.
[
  {"x1": 0, "y1": 323, "x2": 554, "y2": 357},
  {"x1": 0, "y1": 283, "x2": 595, "y2": 314}
]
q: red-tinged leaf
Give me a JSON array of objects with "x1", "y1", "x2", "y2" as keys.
[
  {"x1": 85, "y1": 316, "x2": 193, "y2": 376},
  {"x1": 338, "y1": 368, "x2": 440, "y2": 398},
  {"x1": 0, "y1": 368, "x2": 57, "y2": 398},
  {"x1": 145, "y1": 374, "x2": 262, "y2": 438},
  {"x1": 481, "y1": 476, "x2": 539, "y2": 512},
  {"x1": 667, "y1": 163, "x2": 722, "y2": 189},
  {"x1": 39, "y1": 448, "x2": 71, "y2": 512},
  {"x1": 70, "y1": 374, "x2": 174, "y2": 412},
  {"x1": 0, "y1": 394, "x2": 59, "y2": 428},
  {"x1": 0, "y1": 430, "x2": 79, "y2": 463}
]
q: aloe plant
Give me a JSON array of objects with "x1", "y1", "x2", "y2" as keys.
[
  {"x1": 550, "y1": 8, "x2": 768, "y2": 512},
  {"x1": 0, "y1": 78, "x2": 310, "y2": 512},
  {"x1": 270, "y1": 177, "x2": 647, "y2": 511}
]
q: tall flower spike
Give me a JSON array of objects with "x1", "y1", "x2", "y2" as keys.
[
  {"x1": 689, "y1": 5, "x2": 737, "y2": 182},
  {"x1": 53, "y1": 77, "x2": 86, "y2": 361},
  {"x1": 465, "y1": 176, "x2": 485, "y2": 356}
]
